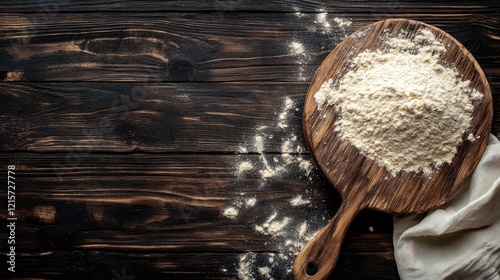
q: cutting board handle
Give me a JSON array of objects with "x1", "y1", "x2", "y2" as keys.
[{"x1": 293, "y1": 192, "x2": 364, "y2": 280}]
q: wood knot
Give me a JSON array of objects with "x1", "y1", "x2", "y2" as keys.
[
  {"x1": 33, "y1": 205, "x2": 57, "y2": 224},
  {"x1": 166, "y1": 59, "x2": 196, "y2": 81}
]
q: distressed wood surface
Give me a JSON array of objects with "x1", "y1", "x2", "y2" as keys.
[
  {"x1": 0, "y1": 152, "x2": 396, "y2": 279},
  {"x1": 0, "y1": 0, "x2": 498, "y2": 13},
  {"x1": 0, "y1": 82, "x2": 498, "y2": 152},
  {"x1": 6, "y1": 251, "x2": 398, "y2": 279},
  {"x1": 0, "y1": 13, "x2": 498, "y2": 82},
  {"x1": 0, "y1": 2, "x2": 498, "y2": 280}
]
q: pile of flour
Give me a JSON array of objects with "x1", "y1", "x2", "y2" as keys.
[{"x1": 315, "y1": 28, "x2": 483, "y2": 175}]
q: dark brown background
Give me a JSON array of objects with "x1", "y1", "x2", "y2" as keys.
[{"x1": 0, "y1": 1, "x2": 498, "y2": 279}]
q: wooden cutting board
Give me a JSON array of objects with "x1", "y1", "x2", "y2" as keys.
[{"x1": 293, "y1": 18, "x2": 493, "y2": 280}]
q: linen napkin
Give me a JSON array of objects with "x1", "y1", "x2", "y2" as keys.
[{"x1": 393, "y1": 134, "x2": 500, "y2": 280}]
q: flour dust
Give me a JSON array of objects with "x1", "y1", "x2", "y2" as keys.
[{"x1": 221, "y1": 95, "x2": 330, "y2": 279}]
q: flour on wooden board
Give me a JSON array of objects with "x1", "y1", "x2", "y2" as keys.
[{"x1": 315, "y1": 28, "x2": 483, "y2": 176}]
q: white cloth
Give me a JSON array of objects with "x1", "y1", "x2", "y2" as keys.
[{"x1": 393, "y1": 134, "x2": 500, "y2": 280}]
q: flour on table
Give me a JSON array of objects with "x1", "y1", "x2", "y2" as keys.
[
  {"x1": 290, "y1": 195, "x2": 311, "y2": 206},
  {"x1": 238, "y1": 145, "x2": 248, "y2": 154},
  {"x1": 316, "y1": 12, "x2": 331, "y2": 30},
  {"x1": 293, "y1": 5, "x2": 304, "y2": 18},
  {"x1": 223, "y1": 207, "x2": 239, "y2": 220},
  {"x1": 258, "y1": 267, "x2": 272, "y2": 279},
  {"x1": 237, "y1": 215, "x2": 321, "y2": 279},
  {"x1": 235, "y1": 97, "x2": 313, "y2": 182},
  {"x1": 255, "y1": 212, "x2": 291, "y2": 237},
  {"x1": 298, "y1": 158, "x2": 313, "y2": 176},
  {"x1": 298, "y1": 222, "x2": 308, "y2": 238},
  {"x1": 315, "y1": 28, "x2": 483, "y2": 176},
  {"x1": 245, "y1": 198, "x2": 257, "y2": 208},
  {"x1": 226, "y1": 95, "x2": 326, "y2": 279},
  {"x1": 278, "y1": 97, "x2": 295, "y2": 129},
  {"x1": 238, "y1": 253, "x2": 256, "y2": 280},
  {"x1": 288, "y1": 40, "x2": 310, "y2": 81},
  {"x1": 333, "y1": 17, "x2": 352, "y2": 28},
  {"x1": 314, "y1": 11, "x2": 351, "y2": 33},
  {"x1": 237, "y1": 161, "x2": 254, "y2": 174},
  {"x1": 290, "y1": 41, "x2": 305, "y2": 55}
]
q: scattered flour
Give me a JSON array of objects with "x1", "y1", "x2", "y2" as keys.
[
  {"x1": 245, "y1": 198, "x2": 257, "y2": 208},
  {"x1": 238, "y1": 146, "x2": 248, "y2": 153},
  {"x1": 237, "y1": 161, "x2": 254, "y2": 174},
  {"x1": 298, "y1": 222, "x2": 308, "y2": 238},
  {"x1": 258, "y1": 267, "x2": 272, "y2": 279},
  {"x1": 255, "y1": 212, "x2": 291, "y2": 237},
  {"x1": 313, "y1": 11, "x2": 351, "y2": 33},
  {"x1": 254, "y1": 134, "x2": 284, "y2": 180},
  {"x1": 278, "y1": 97, "x2": 295, "y2": 129},
  {"x1": 290, "y1": 195, "x2": 311, "y2": 206},
  {"x1": 235, "y1": 97, "x2": 313, "y2": 182},
  {"x1": 316, "y1": 12, "x2": 331, "y2": 30},
  {"x1": 238, "y1": 253, "x2": 256, "y2": 280},
  {"x1": 467, "y1": 133, "x2": 480, "y2": 142},
  {"x1": 3, "y1": 70, "x2": 23, "y2": 82},
  {"x1": 289, "y1": 9, "x2": 352, "y2": 81},
  {"x1": 314, "y1": 28, "x2": 483, "y2": 176},
  {"x1": 228, "y1": 95, "x2": 325, "y2": 278},
  {"x1": 333, "y1": 17, "x2": 352, "y2": 29},
  {"x1": 223, "y1": 207, "x2": 239, "y2": 220},
  {"x1": 290, "y1": 41, "x2": 305, "y2": 55},
  {"x1": 298, "y1": 159, "x2": 313, "y2": 176},
  {"x1": 244, "y1": 216, "x2": 320, "y2": 278},
  {"x1": 293, "y1": 6, "x2": 304, "y2": 18},
  {"x1": 288, "y1": 40, "x2": 310, "y2": 81}
]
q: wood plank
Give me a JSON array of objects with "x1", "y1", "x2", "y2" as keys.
[
  {"x1": 0, "y1": 152, "x2": 393, "y2": 250},
  {"x1": 6, "y1": 251, "x2": 399, "y2": 279},
  {"x1": 0, "y1": 0, "x2": 497, "y2": 13},
  {"x1": 0, "y1": 13, "x2": 498, "y2": 82},
  {"x1": 1, "y1": 82, "x2": 498, "y2": 152},
  {"x1": 0, "y1": 153, "x2": 393, "y2": 240},
  {"x1": 0, "y1": 152, "x2": 397, "y2": 279},
  {"x1": 0, "y1": 82, "x2": 308, "y2": 152}
]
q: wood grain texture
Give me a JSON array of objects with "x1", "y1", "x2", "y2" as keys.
[
  {"x1": 0, "y1": 152, "x2": 385, "y2": 241},
  {"x1": 294, "y1": 19, "x2": 493, "y2": 280},
  {"x1": 2, "y1": 251, "x2": 398, "y2": 279},
  {"x1": 0, "y1": 13, "x2": 498, "y2": 82},
  {"x1": 0, "y1": 82, "x2": 308, "y2": 152},
  {"x1": 0, "y1": 152, "x2": 396, "y2": 279},
  {"x1": 0, "y1": 2, "x2": 498, "y2": 279},
  {"x1": 0, "y1": 0, "x2": 498, "y2": 12},
  {"x1": 0, "y1": 82, "x2": 498, "y2": 153}
]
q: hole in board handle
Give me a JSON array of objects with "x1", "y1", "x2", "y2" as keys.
[{"x1": 306, "y1": 261, "x2": 318, "y2": 276}]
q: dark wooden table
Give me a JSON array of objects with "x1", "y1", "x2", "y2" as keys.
[{"x1": 1, "y1": 1, "x2": 498, "y2": 279}]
